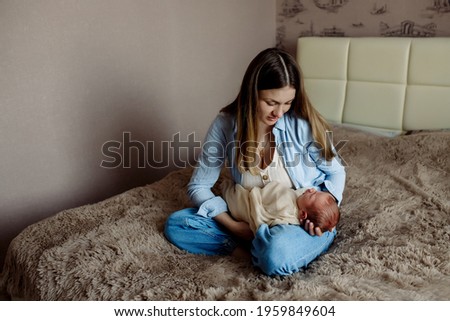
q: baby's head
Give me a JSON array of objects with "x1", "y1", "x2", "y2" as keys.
[{"x1": 296, "y1": 188, "x2": 340, "y2": 232}]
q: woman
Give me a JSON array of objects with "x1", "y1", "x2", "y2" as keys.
[{"x1": 164, "y1": 48, "x2": 346, "y2": 276}]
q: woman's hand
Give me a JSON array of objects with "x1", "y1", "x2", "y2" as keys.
[
  {"x1": 304, "y1": 219, "x2": 323, "y2": 237},
  {"x1": 214, "y1": 212, "x2": 253, "y2": 241}
]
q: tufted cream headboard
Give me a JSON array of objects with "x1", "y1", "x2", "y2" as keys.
[{"x1": 297, "y1": 37, "x2": 450, "y2": 135}]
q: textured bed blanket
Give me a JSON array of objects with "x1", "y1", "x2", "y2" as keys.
[{"x1": 1, "y1": 126, "x2": 449, "y2": 300}]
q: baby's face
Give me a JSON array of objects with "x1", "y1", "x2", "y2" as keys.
[{"x1": 296, "y1": 188, "x2": 333, "y2": 214}]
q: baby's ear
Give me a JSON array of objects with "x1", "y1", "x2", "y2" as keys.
[{"x1": 298, "y1": 210, "x2": 307, "y2": 220}]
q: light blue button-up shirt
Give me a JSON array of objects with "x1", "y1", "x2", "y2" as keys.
[{"x1": 188, "y1": 111, "x2": 346, "y2": 218}]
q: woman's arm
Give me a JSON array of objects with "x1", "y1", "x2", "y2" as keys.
[
  {"x1": 308, "y1": 141, "x2": 346, "y2": 205},
  {"x1": 187, "y1": 113, "x2": 233, "y2": 218}
]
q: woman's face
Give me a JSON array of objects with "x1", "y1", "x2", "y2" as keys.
[{"x1": 257, "y1": 86, "x2": 296, "y2": 127}]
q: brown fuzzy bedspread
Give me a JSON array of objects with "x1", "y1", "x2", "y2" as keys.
[{"x1": 1, "y1": 126, "x2": 449, "y2": 300}]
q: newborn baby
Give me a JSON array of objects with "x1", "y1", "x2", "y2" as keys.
[{"x1": 222, "y1": 180, "x2": 340, "y2": 235}]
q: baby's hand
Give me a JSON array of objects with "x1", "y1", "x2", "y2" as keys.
[{"x1": 304, "y1": 219, "x2": 323, "y2": 236}]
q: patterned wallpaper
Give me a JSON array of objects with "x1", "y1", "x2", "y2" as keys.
[{"x1": 277, "y1": 0, "x2": 450, "y2": 54}]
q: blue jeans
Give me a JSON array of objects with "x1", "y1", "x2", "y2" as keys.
[{"x1": 164, "y1": 208, "x2": 336, "y2": 276}]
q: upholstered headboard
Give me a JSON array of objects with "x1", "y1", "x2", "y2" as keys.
[{"x1": 297, "y1": 37, "x2": 450, "y2": 135}]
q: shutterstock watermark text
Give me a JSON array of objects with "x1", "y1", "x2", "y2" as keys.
[{"x1": 100, "y1": 131, "x2": 348, "y2": 169}]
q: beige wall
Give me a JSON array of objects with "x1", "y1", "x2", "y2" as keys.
[
  {"x1": 0, "y1": 0, "x2": 276, "y2": 267},
  {"x1": 277, "y1": 0, "x2": 450, "y2": 54}
]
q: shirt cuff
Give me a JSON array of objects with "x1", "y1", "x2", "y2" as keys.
[
  {"x1": 322, "y1": 180, "x2": 342, "y2": 205},
  {"x1": 196, "y1": 196, "x2": 228, "y2": 218}
]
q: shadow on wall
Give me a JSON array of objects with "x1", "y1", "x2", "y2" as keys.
[
  {"x1": 0, "y1": 85, "x2": 179, "y2": 271},
  {"x1": 96, "y1": 106, "x2": 177, "y2": 198},
  {"x1": 58, "y1": 65, "x2": 175, "y2": 207}
]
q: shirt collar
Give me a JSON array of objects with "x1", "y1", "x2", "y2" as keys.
[{"x1": 274, "y1": 114, "x2": 287, "y2": 131}]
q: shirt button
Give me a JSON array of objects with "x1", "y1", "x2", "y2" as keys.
[{"x1": 262, "y1": 175, "x2": 269, "y2": 180}]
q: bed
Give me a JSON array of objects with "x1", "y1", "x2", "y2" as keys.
[{"x1": 1, "y1": 37, "x2": 449, "y2": 300}]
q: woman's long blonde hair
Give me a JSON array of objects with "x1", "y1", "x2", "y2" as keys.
[{"x1": 221, "y1": 48, "x2": 334, "y2": 173}]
